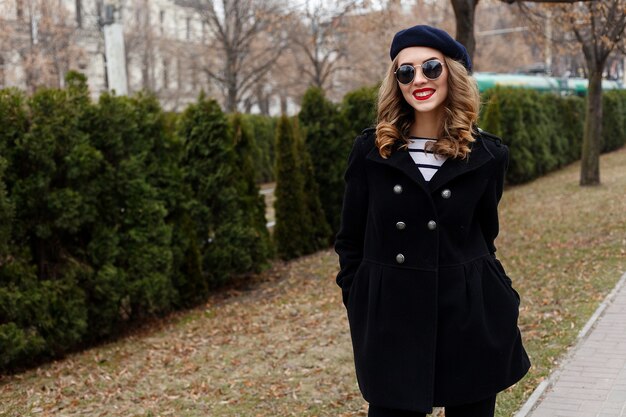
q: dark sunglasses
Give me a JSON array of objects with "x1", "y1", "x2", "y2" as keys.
[{"x1": 394, "y1": 59, "x2": 444, "y2": 84}]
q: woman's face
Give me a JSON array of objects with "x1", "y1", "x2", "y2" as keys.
[{"x1": 395, "y1": 46, "x2": 448, "y2": 117}]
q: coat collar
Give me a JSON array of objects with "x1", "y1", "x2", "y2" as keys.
[{"x1": 365, "y1": 135, "x2": 495, "y2": 193}]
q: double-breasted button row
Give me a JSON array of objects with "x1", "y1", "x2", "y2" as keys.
[{"x1": 395, "y1": 184, "x2": 451, "y2": 198}]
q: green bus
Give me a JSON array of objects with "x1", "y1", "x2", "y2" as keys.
[{"x1": 473, "y1": 72, "x2": 624, "y2": 96}]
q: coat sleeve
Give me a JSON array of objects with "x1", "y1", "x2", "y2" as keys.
[
  {"x1": 478, "y1": 143, "x2": 509, "y2": 256},
  {"x1": 481, "y1": 144, "x2": 520, "y2": 306},
  {"x1": 478, "y1": 144, "x2": 519, "y2": 301},
  {"x1": 334, "y1": 134, "x2": 369, "y2": 308}
]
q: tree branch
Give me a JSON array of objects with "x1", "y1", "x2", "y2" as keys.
[{"x1": 502, "y1": 0, "x2": 595, "y2": 3}]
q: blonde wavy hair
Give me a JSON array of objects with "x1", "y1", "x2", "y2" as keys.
[{"x1": 375, "y1": 56, "x2": 480, "y2": 159}]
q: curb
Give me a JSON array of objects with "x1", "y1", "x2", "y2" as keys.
[{"x1": 513, "y1": 270, "x2": 626, "y2": 417}]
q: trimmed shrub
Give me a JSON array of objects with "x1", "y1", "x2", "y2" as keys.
[
  {"x1": 298, "y1": 87, "x2": 350, "y2": 241},
  {"x1": 293, "y1": 118, "x2": 332, "y2": 252},
  {"x1": 0, "y1": 158, "x2": 11, "y2": 256},
  {"x1": 240, "y1": 114, "x2": 276, "y2": 184},
  {"x1": 602, "y1": 91, "x2": 626, "y2": 153},
  {"x1": 230, "y1": 112, "x2": 274, "y2": 266},
  {"x1": 273, "y1": 115, "x2": 309, "y2": 260},
  {"x1": 0, "y1": 88, "x2": 29, "y2": 188},
  {"x1": 0, "y1": 158, "x2": 46, "y2": 368},
  {"x1": 85, "y1": 90, "x2": 175, "y2": 334},
  {"x1": 555, "y1": 96, "x2": 585, "y2": 163},
  {"x1": 482, "y1": 87, "x2": 575, "y2": 184},
  {"x1": 341, "y1": 84, "x2": 378, "y2": 139},
  {"x1": 0, "y1": 91, "x2": 47, "y2": 369},
  {"x1": 0, "y1": 74, "x2": 94, "y2": 365},
  {"x1": 480, "y1": 87, "x2": 626, "y2": 184},
  {"x1": 537, "y1": 93, "x2": 567, "y2": 169},
  {"x1": 0, "y1": 253, "x2": 49, "y2": 368},
  {"x1": 481, "y1": 88, "x2": 536, "y2": 183},
  {"x1": 178, "y1": 93, "x2": 267, "y2": 288},
  {"x1": 273, "y1": 115, "x2": 329, "y2": 259}
]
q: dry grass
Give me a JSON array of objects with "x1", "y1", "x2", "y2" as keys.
[
  {"x1": 1, "y1": 148, "x2": 625, "y2": 417},
  {"x1": 494, "y1": 147, "x2": 626, "y2": 415}
]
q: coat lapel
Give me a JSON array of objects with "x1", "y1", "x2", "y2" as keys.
[
  {"x1": 427, "y1": 139, "x2": 494, "y2": 192},
  {"x1": 366, "y1": 144, "x2": 430, "y2": 194},
  {"x1": 366, "y1": 137, "x2": 495, "y2": 194}
]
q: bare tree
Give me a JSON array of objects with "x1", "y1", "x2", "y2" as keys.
[
  {"x1": 326, "y1": 0, "x2": 452, "y2": 100},
  {"x1": 515, "y1": 1, "x2": 626, "y2": 186},
  {"x1": 0, "y1": 3, "x2": 15, "y2": 87},
  {"x1": 451, "y1": 0, "x2": 480, "y2": 59},
  {"x1": 187, "y1": 0, "x2": 291, "y2": 112},
  {"x1": 1, "y1": 0, "x2": 85, "y2": 92},
  {"x1": 562, "y1": 1, "x2": 625, "y2": 185},
  {"x1": 38, "y1": 2, "x2": 84, "y2": 89},
  {"x1": 120, "y1": 1, "x2": 212, "y2": 110},
  {"x1": 472, "y1": 0, "x2": 539, "y2": 73},
  {"x1": 124, "y1": 0, "x2": 158, "y2": 92},
  {"x1": 452, "y1": 0, "x2": 596, "y2": 64},
  {"x1": 287, "y1": 0, "x2": 359, "y2": 91},
  {"x1": 451, "y1": 0, "x2": 625, "y2": 186}
]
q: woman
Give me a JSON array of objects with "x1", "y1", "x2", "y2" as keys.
[{"x1": 334, "y1": 25, "x2": 531, "y2": 417}]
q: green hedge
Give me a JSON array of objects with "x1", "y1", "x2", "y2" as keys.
[
  {"x1": 480, "y1": 87, "x2": 626, "y2": 184},
  {"x1": 240, "y1": 114, "x2": 277, "y2": 184},
  {"x1": 601, "y1": 90, "x2": 626, "y2": 153},
  {"x1": 341, "y1": 85, "x2": 378, "y2": 140},
  {"x1": 0, "y1": 75, "x2": 271, "y2": 371},
  {"x1": 298, "y1": 87, "x2": 352, "y2": 242}
]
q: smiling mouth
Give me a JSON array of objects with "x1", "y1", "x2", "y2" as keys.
[{"x1": 413, "y1": 90, "x2": 435, "y2": 101}]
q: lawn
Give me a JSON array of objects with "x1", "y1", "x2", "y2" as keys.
[{"x1": 1, "y1": 147, "x2": 625, "y2": 417}]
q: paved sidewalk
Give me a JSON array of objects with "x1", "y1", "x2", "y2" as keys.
[{"x1": 516, "y1": 271, "x2": 626, "y2": 417}]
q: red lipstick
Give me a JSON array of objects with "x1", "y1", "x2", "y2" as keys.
[{"x1": 413, "y1": 88, "x2": 435, "y2": 101}]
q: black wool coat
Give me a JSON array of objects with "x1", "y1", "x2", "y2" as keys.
[{"x1": 334, "y1": 127, "x2": 531, "y2": 414}]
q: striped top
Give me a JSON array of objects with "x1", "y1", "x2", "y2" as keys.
[{"x1": 407, "y1": 137, "x2": 447, "y2": 182}]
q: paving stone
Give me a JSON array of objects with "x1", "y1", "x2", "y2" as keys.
[{"x1": 522, "y1": 273, "x2": 626, "y2": 417}]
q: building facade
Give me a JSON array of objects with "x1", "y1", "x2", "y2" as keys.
[{"x1": 0, "y1": 0, "x2": 215, "y2": 111}]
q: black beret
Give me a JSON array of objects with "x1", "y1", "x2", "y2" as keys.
[{"x1": 389, "y1": 25, "x2": 472, "y2": 73}]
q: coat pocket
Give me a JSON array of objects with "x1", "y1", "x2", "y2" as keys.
[
  {"x1": 487, "y1": 256, "x2": 520, "y2": 306},
  {"x1": 343, "y1": 261, "x2": 365, "y2": 308}
]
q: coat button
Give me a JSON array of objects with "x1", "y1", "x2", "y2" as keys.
[
  {"x1": 441, "y1": 189, "x2": 452, "y2": 199},
  {"x1": 427, "y1": 220, "x2": 437, "y2": 230},
  {"x1": 395, "y1": 253, "x2": 405, "y2": 264},
  {"x1": 393, "y1": 184, "x2": 403, "y2": 194},
  {"x1": 396, "y1": 221, "x2": 406, "y2": 230}
]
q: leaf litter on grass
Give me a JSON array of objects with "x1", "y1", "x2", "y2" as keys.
[{"x1": 1, "y1": 148, "x2": 625, "y2": 417}]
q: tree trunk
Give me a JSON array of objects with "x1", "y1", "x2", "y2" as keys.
[
  {"x1": 580, "y1": 68, "x2": 603, "y2": 186},
  {"x1": 226, "y1": 84, "x2": 237, "y2": 113},
  {"x1": 451, "y1": 0, "x2": 478, "y2": 61},
  {"x1": 226, "y1": 77, "x2": 237, "y2": 113},
  {"x1": 256, "y1": 84, "x2": 270, "y2": 115},
  {"x1": 226, "y1": 52, "x2": 238, "y2": 112},
  {"x1": 141, "y1": 50, "x2": 149, "y2": 90}
]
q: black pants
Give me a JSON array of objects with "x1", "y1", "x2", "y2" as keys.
[{"x1": 368, "y1": 395, "x2": 496, "y2": 417}]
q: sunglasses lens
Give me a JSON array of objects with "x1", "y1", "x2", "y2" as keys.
[
  {"x1": 395, "y1": 65, "x2": 415, "y2": 84},
  {"x1": 422, "y1": 60, "x2": 443, "y2": 79}
]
